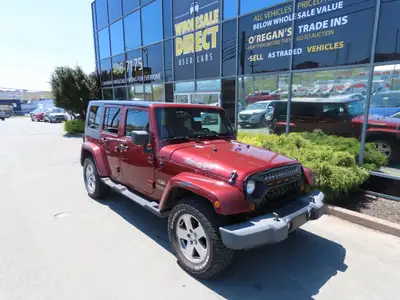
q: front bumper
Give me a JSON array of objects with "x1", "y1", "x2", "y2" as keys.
[{"x1": 219, "y1": 190, "x2": 324, "y2": 250}]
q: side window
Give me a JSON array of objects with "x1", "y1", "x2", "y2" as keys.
[
  {"x1": 103, "y1": 107, "x2": 121, "y2": 134},
  {"x1": 125, "y1": 109, "x2": 149, "y2": 136},
  {"x1": 88, "y1": 105, "x2": 103, "y2": 129},
  {"x1": 322, "y1": 103, "x2": 345, "y2": 115},
  {"x1": 292, "y1": 103, "x2": 319, "y2": 118}
]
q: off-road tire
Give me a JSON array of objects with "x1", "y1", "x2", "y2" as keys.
[
  {"x1": 370, "y1": 138, "x2": 398, "y2": 164},
  {"x1": 83, "y1": 157, "x2": 109, "y2": 199},
  {"x1": 168, "y1": 198, "x2": 234, "y2": 279}
]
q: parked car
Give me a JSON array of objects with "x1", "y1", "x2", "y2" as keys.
[
  {"x1": 369, "y1": 91, "x2": 400, "y2": 117},
  {"x1": 81, "y1": 101, "x2": 324, "y2": 279},
  {"x1": 30, "y1": 108, "x2": 45, "y2": 122},
  {"x1": 44, "y1": 108, "x2": 67, "y2": 123},
  {"x1": 238, "y1": 101, "x2": 273, "y2": 128},
  {"x1": 271, "y1": 98, "x2": 400, "y2": 162},
  {"x1": 245, "y1": 90, "x2": 281, "y2": 105},
  {"x1": 0, "y1": 110, "x2": 6, "y2": 121}
]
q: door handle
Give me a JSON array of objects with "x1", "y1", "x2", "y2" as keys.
[{"x1": 100, "y1": 137, "x2": 107, "y2": 143}]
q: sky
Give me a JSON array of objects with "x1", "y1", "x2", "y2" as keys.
[{"x1": 0, "y1": 0, "x2": 95, "y2": 91}]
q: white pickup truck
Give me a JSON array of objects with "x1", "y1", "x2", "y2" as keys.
[{"x1": 0, "y1": 111, "x2": 6, "y2": 121}]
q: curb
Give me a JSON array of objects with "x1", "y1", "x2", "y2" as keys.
[{"x1": 325, "y1": 205, "x2": 400, "y2": 238}]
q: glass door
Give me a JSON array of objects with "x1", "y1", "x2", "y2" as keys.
[{"x1": 174, "y1": 93, "x2": 190, "y2": 103}]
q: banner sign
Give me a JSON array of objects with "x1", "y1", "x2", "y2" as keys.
[
  {"x1": 173, "y1": 0, "x2": 221, "y2": 80},
  {"x1": 239, "y1": 0, "x2": 376, "y2": 74}
]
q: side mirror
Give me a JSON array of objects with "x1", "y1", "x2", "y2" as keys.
[{"x1": 130, "y1": 131, "x2": 149, "y2": 146}]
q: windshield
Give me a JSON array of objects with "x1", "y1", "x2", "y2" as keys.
[
  {"x1": 155, "y1": 107, "x2": 234, "y2": 141},
  {"x1": 51, "y1": 108, "x2": 64, "y2": 113},
  {"x1": 371, "y1": 93, "x2": 400, "y2": 107},
  {"x1": 347, "y1": 100, "x2": 364, "y2": 116},
  {"x1": 247, "y1": 103, "x2": 269, "y2": 110}
]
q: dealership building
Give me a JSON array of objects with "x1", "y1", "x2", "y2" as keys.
[{"x1": 91, "y1": 0, "x2": 400, "y2": 199}]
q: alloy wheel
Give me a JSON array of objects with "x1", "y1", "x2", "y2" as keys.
[
  {"x1": 375, "y1": 141, "x2": 392, "y2": 159},
  {"x1": 176, "y1": 214, "x2": 209, "y2": 264},
  {"x1": 85, "y1": 164, "x2": 96, "y2": 194}
]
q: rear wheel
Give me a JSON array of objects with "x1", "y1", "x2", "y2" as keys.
[
  {"x1": 168, "y1": 198, "x2": 234, "y2": 279},
  {"x1": 83, "y1": 157, "x2": 109, "y2": 199}
]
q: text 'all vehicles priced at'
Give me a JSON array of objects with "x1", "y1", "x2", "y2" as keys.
[
  {"x1": 239, "y1": 0, "x2": 376, "y2": 74},
  {"x1": 81, "y1": 101, "x2": 324, "y2": 279}
]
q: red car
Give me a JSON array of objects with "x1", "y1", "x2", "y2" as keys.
[
  {"x1": 81, "y1": 101, "x2": 324, "y2": 279},
  {"x1": 245, "y1": 90, "x2": 281, "y2": 106},
  {"x1": 30, "y1": 109, "x2": 45, "y2": 122}
]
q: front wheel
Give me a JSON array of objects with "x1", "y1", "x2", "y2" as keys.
[
  {"x1": 83, "y1": 157, "x2": 109, "y2": 199},
  {"x1": 168, "y1": 198, "x2": 234, "y2": 279}
]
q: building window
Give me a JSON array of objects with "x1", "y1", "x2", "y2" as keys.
[
  {"x1": 124, "y1": 10, "x2": 141, "y2": 51},
  {"x1": 114, "y1": 87, "x2": 127, "y2": 100},
  {"x1": 98, "y1": 27, "x2": 111, "y2": 59},
  {"x1": 163, "y1": 0, "x2": 172, "y2": 39},
  {"x1": 128, "y1": 85, "x2": 145, "y2": 100},
  {"x1": 240, "y1": 0, "x2": 284, "y2": 15},
  {"x1": 102, "y1": 88, "x2": 114, "y2": 99},
  {"x1": 96, "y1": 0, "x2": 108, "y2": 29},
  {"x1": 112, "y1": 54, "x2": 126, "y2": 86},
  {"x1": 237, "y1": 74, "x2": 289, "y2": 132},
  {"x1": 222, "y1": 20, "x2": 237, "y2": 77},
  {"x1": 143, "y1": 43, "x2": 164, "y2": 83},
  {"x1": 100, "y1": 58, "x2": 113, "y2": 86},
  {"x1": 238, "y1": 3, "x2": 291, "y2": 75},
  {"x1": 94, "y1": 31, "x2": 100, "y2": 62},
  {"x1": 362, "y1": 64, "x2": 400, "y2": 175},
  {"x1": 375, "y1": 0, "x2": 400, "y2": 63},
  {"x1": 125, "y1": 109, "x2": 149, "y2": 135},
  {"x1": 293, "y1": 0, "x2": 376, "y2": 69},
  {"x1": 141, "y1": 0, "x2": 162, "y2": 45},
  {"x1": 108, "y1": 0, "x2": 122, "y2": 23},
  {"x1": 122, "y1": 0, "x2": 139, "y2": 15},
  {"x1": 223, "y1": 0, "x2": 238, "y2": 20},
  {"x1": 110, "y1": 20, "x2": 124, "y2": 56},
  {"x1": 164, "y1": 39, "x2": 173, "y2": 82},
  {"x1": 126, "y1": 49, "x2": 143, "y2": 85},
  {"x1": 197, "y1": 79, "x2": 221, "y2": 91},
  {"x1": 104, "y1": 107, "x2": 121, "y2": 134}
]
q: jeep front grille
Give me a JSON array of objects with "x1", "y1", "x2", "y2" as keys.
[{"x1": 247, "y1": 164, "x2": 303, "y2": 211}]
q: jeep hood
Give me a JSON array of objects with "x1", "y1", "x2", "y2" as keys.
[{"x1": 159, "y1": 140, "x2": 298, "y2": 182}]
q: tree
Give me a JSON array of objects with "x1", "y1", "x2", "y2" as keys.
[{"x1": 50, "y1": 66, "x2": 100, "y2": 120}]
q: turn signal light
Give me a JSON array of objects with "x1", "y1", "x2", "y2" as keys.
[{"x1": 214, "y1": 201, "x2": 221, "y2": 209}]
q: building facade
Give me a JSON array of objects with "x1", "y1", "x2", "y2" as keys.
[{"x1": 91, "y1": 0, "x2": 400, "y2": 199}]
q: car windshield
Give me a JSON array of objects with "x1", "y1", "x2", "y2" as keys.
[
  {"x1": 247, "y1": 103, "x2": 269, "y2": 110},
  {"x1": 155, "y1": 107, "x2": 234, "y2": 142},
  {"x1": 371, "y1": 93, "x2": 400, "y2": 107},
  {"x1": 51, "y1": 109, "x2": 64, "y2": 113},
  {"x1": 347, "y1": 100, "x2": 364, "y2": 116}
]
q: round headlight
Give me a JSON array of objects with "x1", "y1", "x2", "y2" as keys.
[{"x1": 246, "y1": 180, "x2": 256, "y2": 194}]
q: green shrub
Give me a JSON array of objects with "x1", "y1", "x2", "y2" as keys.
[
  {"x1": 237, "y1": 131, "x2": 387, "y2": 202},
  {"x1": 64, "y1": 120, "x2": 85, "y2": 134}
]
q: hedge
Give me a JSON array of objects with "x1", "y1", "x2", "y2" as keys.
[
  {"x1": 237, "y1": 130, "x2": 387, "y2": 202},
  {"x1": 64, "y1": 120, "x2": 85, "y2": 134}
]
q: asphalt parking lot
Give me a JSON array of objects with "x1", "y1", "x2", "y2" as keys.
[{"x1": 1, "y1": 117, "x2": 400, "y2": 300}]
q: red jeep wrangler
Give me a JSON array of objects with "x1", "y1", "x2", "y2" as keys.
[{"x1": 81, "y1": 101, "x2": 324, "y2": 278}]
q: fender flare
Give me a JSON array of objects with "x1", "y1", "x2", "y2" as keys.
[
  {"x1": 81, "y1": 142, "x2": 110, "y2": 177},
  {"x1": 159, "y1": 172, "x2": 249, "y2": 215}
]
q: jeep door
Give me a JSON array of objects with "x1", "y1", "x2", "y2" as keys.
[
  {"x1": 119, "y1": 107, "x2": 155, "y2": 194},
  {"x1": 291, "y1": 102, "x2": 320, "y2": 133},
  {"x1": 100, "y1": 106, "x2": 122, "y2": 180},
  {"x1": 317, "y1": 103, "x2": 351, "y2": 136}
]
